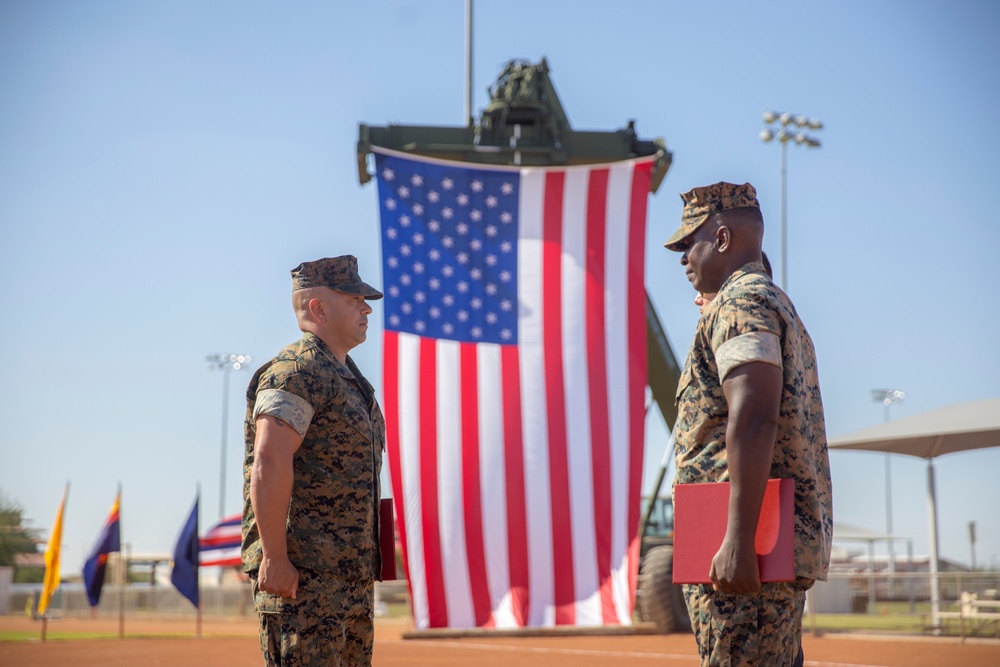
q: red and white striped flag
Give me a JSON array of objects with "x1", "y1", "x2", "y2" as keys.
[
  {"x1": 375, "y1": 149, "x2": 652, "y2": 630},
  {"x1": 199, "y1": 513, "x2": 241, "y2": 567}
]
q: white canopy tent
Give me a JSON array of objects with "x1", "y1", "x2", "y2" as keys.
[
  {"x1": 828, "y1": 397, "x2": 1000, "y2": 627},
  {"x1": 832, "y1": 522, "x2": 913, "y2": 613}
]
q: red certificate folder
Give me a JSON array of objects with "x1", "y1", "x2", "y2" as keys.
[
  {"x1": 379, "y1": 498, "x2": 397, "y2": 581},
  {"x1": 672, "y1": 478, "x2": 794, "y2": 584}
]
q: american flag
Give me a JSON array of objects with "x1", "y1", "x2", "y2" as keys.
[
  {"x1": 199, "y1": 513, "x2": 241, "y2": 567},
  {"x1": 375, "y1": 149, "x2": 653, "y2": 630}
]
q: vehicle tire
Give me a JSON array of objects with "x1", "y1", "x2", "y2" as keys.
[{"x1": 637, "y1": 545, "x2": 691, "y2": 633}]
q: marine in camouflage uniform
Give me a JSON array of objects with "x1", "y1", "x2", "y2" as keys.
[
  {"x1": 664, "y1": 183, "x2": 833, "y2": 667},
  {"x1": 242, "y1": 255, "x2": 385, "y2": 667}
]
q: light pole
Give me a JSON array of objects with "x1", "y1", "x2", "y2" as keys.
[
  {"x1": 207, "y1": 353, "x2": 252, "y2": 521},
  {"x1": 759, "y1": 111, "x2": 823, "y2": 291},
  {"x1": 872, "y1": 388, "x2": 905, "y2": 598},
  {"x1": 969, "y1": 521, "x2": 977, "y2": 570}
]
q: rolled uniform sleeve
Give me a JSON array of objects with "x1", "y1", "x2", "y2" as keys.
[
  {"x1": 716, "y1": 331, "x2": 782, "y2": 382},
  {"x1": 252, "y1": 359, "x2": 325, "y2": 440},
  {"x1": 709, "y1": 290, "x2": 783, "y2": 382},
  {"x1": 253, "y1": 388, "x2": 314, "y2": 438}
]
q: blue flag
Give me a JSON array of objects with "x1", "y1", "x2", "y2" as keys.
[
  {"x1": 170, "y1": 496, "x2": 199, "y2": 608},
  {"x1": 82, "y1": 492, "x2": 121, "y2": 607}
]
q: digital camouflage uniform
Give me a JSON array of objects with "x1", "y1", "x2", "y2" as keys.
[
  {"x1": 668, "y1": 184, "x2": 833, "y2": 667},
  {"x1": 242, "y1": 256, "x2": 384, "y2": 667}
]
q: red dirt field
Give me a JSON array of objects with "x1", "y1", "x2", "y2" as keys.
[{"x1": 1, "y1": 615, "x2": 999, "y2": 666}]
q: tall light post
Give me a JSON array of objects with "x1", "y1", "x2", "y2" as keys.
[
  {"x1": 207, "y1": 353, "x2": 252, "y2": 521},
  {"x1": 968, "y1": 521, "x2": 977, "y2": 571},
  {"x1": 872, "y1": 388, "x2": 905, "y2": 597},
  {"x1": 759, "y1": 111, "x2": 823, "y2": 291}
]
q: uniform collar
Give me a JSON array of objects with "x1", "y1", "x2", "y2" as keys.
[
  {"x1": 305, "y1": 332, "x2": 375, "y2": 416},
  {"x1": 718, "y1": 260, "x2": 767, "y2": 295},
  {"x1": 303, "y1": 331, "x2": 354, "y2": 379}
]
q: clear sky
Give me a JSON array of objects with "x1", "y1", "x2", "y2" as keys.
[{"x1": 2, "y1": 1, "x2": 998, "y2": 576}]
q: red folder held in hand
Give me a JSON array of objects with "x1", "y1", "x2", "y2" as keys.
[
  {"x1": 379, "y1": 499, "x2": 397, "y2": 581},
  {"x1": 672, "y1": 478, "x2": 794, "y2": 585}
]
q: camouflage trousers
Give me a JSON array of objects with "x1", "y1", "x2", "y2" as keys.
[
  {"x1": 251, "y1": 568, "x2": 375, "y2": 667},
  {"x1": 682, "y1": 579, "x2": 811, "y2": 667}
]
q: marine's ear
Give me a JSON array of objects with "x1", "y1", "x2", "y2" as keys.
[{"x1": 715, "y1": 224, "x2": 732, "y2": 253}]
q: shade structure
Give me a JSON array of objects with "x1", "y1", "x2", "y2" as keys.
[
  {"x1": 828, "y1": 398, "x2": 1000, "y2": 628},
  {"x1": 832, "y1": 522, "x2": 896, "y2": 542},
  {"x1": 828, "y1": 398, "x2": 1000, "y2": 458},
  {"x1": 832, "y1": 522, "x2": 913, "y2": 614}
]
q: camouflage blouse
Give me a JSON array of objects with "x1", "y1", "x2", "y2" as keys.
[
  {"x1": 674, "y1": 261, "x2": 833, "y2": 580},
  {"x1": 242, "y1": 332, "x2": 385, "y2": 604}
]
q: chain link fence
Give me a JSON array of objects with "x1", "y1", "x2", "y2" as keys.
[
  {"x1": 5, "y1": 575, "x2": 998, "y2": 639},
  {"x1": 7, "y1": 581, "x2": 409, "y2": 620},
  {"x1": 10, "y1": 583, "x2": 253, "y2": 619},
  {"x1": 805, "y1": 571, "x2": 1000, "y2": 638}
]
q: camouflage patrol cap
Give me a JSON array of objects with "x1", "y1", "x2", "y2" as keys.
[
  {"x1": 663, "y1": 182, "x2": 760, "y2": 251},
  {"x1": 290, "y1": 255, "x2": 383, "y2": 300}
]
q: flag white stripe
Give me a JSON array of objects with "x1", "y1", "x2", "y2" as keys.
[
  {"x1": 517, "y1": 167, "x2": 555, "y2": 626},
  {"x1": 200, "y1": 547, "x2": 241, "y2": 566},
  {"x1": 560, "y1": 167, "x2": 601, "y2": 626},
  {"x1": 398, "y1": 333, "x2": 430, "y2": 627},
  {"x1": 478, "y1": 343, "x2": 514, "y2": 627},
  {"x1": 435, "y1": 340, "x2": 476, "y2": 628},
  {"x1": 606, "y1": 162, "x2": 635, "y2": 623}
]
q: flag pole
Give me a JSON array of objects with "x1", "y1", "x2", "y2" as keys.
[
  {"x1": 40, "y1": 482, "x2": 69, "y2": 642},
  {"x1": 170, "y1": 487, "x2": 202, "y2": 636},
  {"x1": 118, "y1": 482, "x2": 125, "y2": 639},
  {"x1": 464, "y1": 0, "x2": 473, "y2": 126},
  {"x1": 196, "y1": 483, "x2": 202, "y2": 638}
]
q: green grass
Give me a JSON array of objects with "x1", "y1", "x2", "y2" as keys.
[
  {"x1": 809, "y1": 601, "x2": 1000, "y2": 638},
  {"x1": 381, "y1": 601, "x2": 412, "y2": 619},
  {"x1": 811, "y1": 613, "x2": 928, "y2": 633}
]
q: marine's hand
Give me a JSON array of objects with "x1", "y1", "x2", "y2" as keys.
[
  {"x1": 709, "y1": 537, "x2": 760, "y2": 595},
  {"x1": 259, "y1": 555, "x2": 299, "y2": 599}
]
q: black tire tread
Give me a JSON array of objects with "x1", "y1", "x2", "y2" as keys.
[{"x1": 637, "y1": 545, "x2": 691, "y2": 633}]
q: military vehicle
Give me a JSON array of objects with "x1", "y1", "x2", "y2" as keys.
[{"x1": 358, "y1": 57, "x2": 689, "y2": 633}]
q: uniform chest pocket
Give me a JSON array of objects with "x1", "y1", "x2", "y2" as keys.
[
  {"x1": 316, "y1": 394, "x2": 372, "y2": 441},
  {"x1": 675, "y1": 364, "x2": 695, "y2": 406}
]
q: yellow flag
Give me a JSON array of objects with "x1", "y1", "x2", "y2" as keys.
[{"x1": 38, "y1": 484, "x2": 69, "y2": 616}]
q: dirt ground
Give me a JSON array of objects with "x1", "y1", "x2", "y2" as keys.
[{"x1": 1, "y1": 615, "x2": 999, "y2": 667}]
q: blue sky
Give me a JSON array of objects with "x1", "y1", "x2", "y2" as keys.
[{"x1": 1, "y1": 1, "x2": 998, "y2": 576}]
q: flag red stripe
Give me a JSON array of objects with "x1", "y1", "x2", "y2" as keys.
[
  {"x1": 419, "y1": 338, "x2": 448, "y2": 628},
  {"x1": 501, "y1": 344, "x2": 530, "y2": 626},
  {"x1": 626, "y1": 161, "x2": 652, "y2": 608},
  {"x1": 542, "y1": 170, "x2": 575, "y2": 625},
  {"x1": 199, "y1": 536, "x2": 239, "y2": 548},
  {"x1": 585, "y1": 168, "x2": 617, "y2": 623},
  {"x1": 200, "y1": 556, "x2": 241, "y2": 567},
  {"x1": 460, "y1": 343, "x2": 494, "y2": 627},
  {"x1": 383, "y1": 333, "x2": 413, "y2": 602}
]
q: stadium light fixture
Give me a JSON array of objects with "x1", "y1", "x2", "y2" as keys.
[
  {"x1": 871, "y1": 387, "x2": 906, "y2": 597},
  {"x1": 207, "y1": 353, "x2": 252, "y2": 521},
  {"x1": 760, "y1": 110, "x2": 823, "y2": 291}
]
